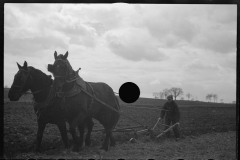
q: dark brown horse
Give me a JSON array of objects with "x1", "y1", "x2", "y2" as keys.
[
  {"x1": 47, "y1": 51, "x2": 120, "y2": 152},
  {"x1": 8, "y1": 61, "x2": 94, "y2": 151}
]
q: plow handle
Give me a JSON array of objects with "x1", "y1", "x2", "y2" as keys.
[
  {"x1": 152, "y1": 118, "x2": 161, "y2": 130},
  {"x1": 156, "y1": 122, "x2": 180, "y2": 138}
]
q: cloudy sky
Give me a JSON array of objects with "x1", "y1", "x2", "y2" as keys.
[{"x1": 4, "y1": 3, "x2": 237, "y2": 103}]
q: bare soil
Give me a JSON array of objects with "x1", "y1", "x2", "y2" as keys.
[{"x1": 3, "y1": 90, "x2": 236, "y2": 159}]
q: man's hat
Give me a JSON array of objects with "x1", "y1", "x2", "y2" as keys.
[{"x1": 167, "y1": 95, "x2": 173, "y2": 99}]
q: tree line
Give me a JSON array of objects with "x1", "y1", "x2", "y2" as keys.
[
  {"x1": 205, "y1": 93, "x2": 221, "y2": 103},
  {"x1": 153, "y1": 87, "x2": 184, "y2": 100},
  {"x1": 153, "y1": 88, "x2": 222, "y2": 103}
]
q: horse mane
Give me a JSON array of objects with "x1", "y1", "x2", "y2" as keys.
[{"x1": 28, "y1": 66, "x2": 53, "y2": 86}]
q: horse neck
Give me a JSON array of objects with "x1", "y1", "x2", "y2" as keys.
[{"x1": 29, "y1": 70, "x2": 52, "y2": 103}]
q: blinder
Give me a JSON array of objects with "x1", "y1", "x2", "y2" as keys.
[{"x1": 52, "y1": 59, "x2": 70, "y2": 79}]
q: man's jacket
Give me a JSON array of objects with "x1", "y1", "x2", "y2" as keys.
[{"x1": 160, "y1": 100, "x2": 180, "y2": 122}]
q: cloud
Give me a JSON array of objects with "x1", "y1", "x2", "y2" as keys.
[
  {"x1": 194, "y1": 29, "x2": 236, "y2": 54},
  {"x1": 141, "y1": 5, "x2": 200, "y2": 48},
  {"x1": 150, "y1": 79, "x2": 161, "y2": 85},
  {"x1": 184, "y1": 59, "x2": 220, "y2": 72},
  {"x1": 105, "y1": 27, "x2": 167, "y2": 61},
  {"x1": 207, "y1": 5, "x2": 237, "y2": 24},
  {"x1": 4, "y1": 32, "x2": 69, "y2": 56}
]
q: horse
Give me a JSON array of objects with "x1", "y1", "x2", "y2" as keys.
[
  {"x1": 47, "y1": 51, "x2": 120, "y2": 152},
  {"x1": 8, "y1": 61, "x2": 94, "y2": 151}
]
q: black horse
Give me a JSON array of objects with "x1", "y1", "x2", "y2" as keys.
[
  {"x1": 47, "y1": 51, "x2": 120, "y2": 152},
  {"x1": 8, "y1": 61, "x2": 94, "y2": 151}
]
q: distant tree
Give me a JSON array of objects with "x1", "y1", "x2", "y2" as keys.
[
  {"x1": 4, "y1": 85, "x2": 8, "y2": 88},
  {"x1": 180, "y1": 97, "x2": 184, "y2": 100},
  {"x1": 159, "y1": 92, "x2": 164, "y2": 99},
  {"x1": 186, "y1": 93, "x2": 191, "y2": 100},
  {"x1": 153, "y1": 92, "x2": 159, "y2": 99},
  {"x1": 212, "y1": 94, "x2": 218, "y2": 103},
  {"x1": 232, "y1": 101, "x2": 236, "y2": 104},
  {"x1": 191, "y1": 98, "x2": 194, "y2": 101},
  {"x1": 206, "y1": 93, "x2": 215, "y2": 102},
  {"x1": 206, "y1": 94, "x2": 210, "y2": 102},
  {"x1": 209, "y1": 93, "x2": 213, "y2": 102},
  {"x1": 169, "y1": 87, "x2": 184, "y2": 100},
  {"x1": 162, "y1": 88, "x2": 170, "y2": 99}
]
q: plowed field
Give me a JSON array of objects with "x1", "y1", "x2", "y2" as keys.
[{"x1": 3, "y1": 97, "x2": 236, "y2": 159}]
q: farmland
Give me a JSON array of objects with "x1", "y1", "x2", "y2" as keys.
[{"x1": 3, "y1": 88, "x2": 236, "y2": 159}]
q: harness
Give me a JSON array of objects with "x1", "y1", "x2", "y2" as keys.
[
  {"x1": 13, "y1": 67, "x2": 59, "y2": 122},
  {"x1": 52, "y1": 59, "x2": 98, "y2": 112}
]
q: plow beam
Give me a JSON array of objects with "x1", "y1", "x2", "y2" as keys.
[
  {"x1": 114, "y1": 125, "x2": 143, "y2": 131},
  {"x1": 156, "y1": 122, "x2": 180, "y2": 138}
]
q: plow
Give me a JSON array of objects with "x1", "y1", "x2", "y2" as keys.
[
  {"x1": 86, "y1": 92, "x2": 180, "y2": 140},
  {"x1": 92, "y1": 114, "x2": 179, "y2": 140}
]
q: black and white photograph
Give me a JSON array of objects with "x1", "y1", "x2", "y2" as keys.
[{"x1": 4, "y1": 3, "x2": 237, "y2": 159}]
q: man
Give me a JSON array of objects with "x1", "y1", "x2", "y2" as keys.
[{"x1": 160, "y1": 95, "x2": 180, "y2": 139}]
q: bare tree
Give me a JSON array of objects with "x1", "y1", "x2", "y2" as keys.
[
  {"x1": 169, "y1": 87, "x2": 184, "y2": 100},
  {"x1": 159, "y1": 92, "x2": 164, "y2": 99},
  {"x1": 186, "y1": 93, "x2": 191, "y2": 100},
  {"x1": 206, "y1": 94, "x2": 213, "y2": 102},
  {"x1": 153, "y1": 92, "x2": 159, "y2": 99},
  {"x1": 212, "y1": 94, "x2": 218, "y2": 103},
  {"x1": 162, "y1": 88, "x2": 170, "y2": 99},
  {"x1": 206, "y1": 94, "x2": 209, "y2": 102},
  {"x1": 209, "y1": 93, "x2": 213, "y2": 102}
]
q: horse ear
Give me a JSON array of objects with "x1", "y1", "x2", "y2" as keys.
[
  {"x1": 63, "y1": 51, "x2": 68, "y2": 60},
  {"x1": 54, "y1": 51, "x2": 58, "y2": 60},
  {"x1": 17, "y1": 62, "x2": 22, "y2": 70},
  {"x1": 47, "y1": 64, "x2": 54, "y2": 73},
  {"x1": 23, "y1": 61, "x2": 28, "y2": 70}
]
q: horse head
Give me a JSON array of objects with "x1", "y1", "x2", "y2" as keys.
[
  {"x1": 8, "y1": 61, "x2": 32, "y2": 101},
  {"x1": 48, "y1": 51, "x2": 74, "y2": 92}
]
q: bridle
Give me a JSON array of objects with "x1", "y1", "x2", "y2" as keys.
[
  {"x1": 12, "y1": 68, "x2": 52, "y2": 96},
  {"x1": 52, "y1": 59, "x2": 81, "y2": 92},
  {"x1": 52, "y1": 59, "x2": 69, "y2": 81},
  {"x1": 12, "y1": 69, "x2": 32, "y2": 95}
]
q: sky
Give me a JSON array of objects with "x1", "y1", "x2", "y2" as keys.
[{"x1": 4, "y1": 3, "x2": 237, "y2": 103}]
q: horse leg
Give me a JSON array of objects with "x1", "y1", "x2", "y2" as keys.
[
  {"x1": 100, "y1": 129, "x2": 110, "y2": 151},
  {"x1": 85, "y1": 117, "x2": 94, "y2": 146},
  {"x1": 109, "y1": 131, "x2": 116, "y2": 147},
  {"x1": 35, "y1": 120, "x2": 46, "y2": 152},
  {"x1": 77, "y1": 122, "x2": 85, "y2": 149},
  {"x1": 57, "y1": 122, "x2": 69, "y2": 149},
  {"x1": 70, "y1": 112, "x2": 87, "y2": 152}
]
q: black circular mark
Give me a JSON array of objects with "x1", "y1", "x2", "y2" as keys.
[{"x1": 119, "y1": 82, "x2": 140, "y2": 103}]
